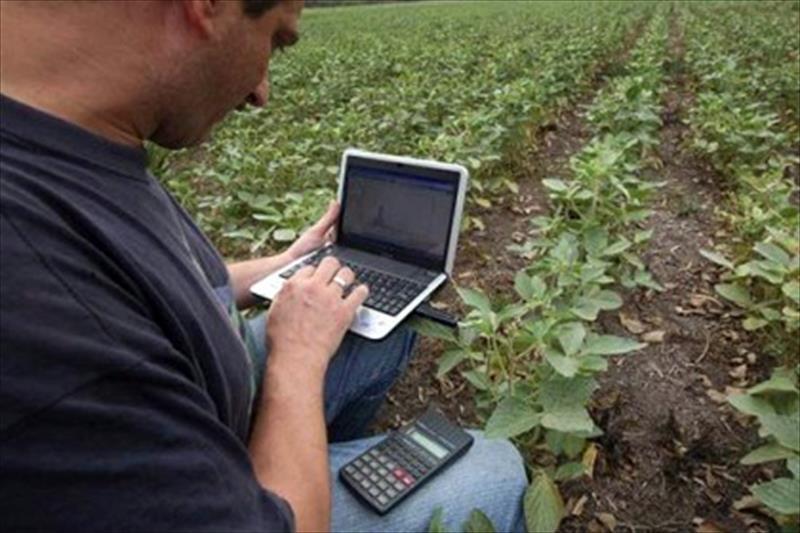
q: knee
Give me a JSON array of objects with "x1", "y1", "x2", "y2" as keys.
[{"x1": 468, "y1": 432, "x2": 528, "y2": 490}]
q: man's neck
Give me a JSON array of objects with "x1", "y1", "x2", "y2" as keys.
[{"x1": 0, "y1": 2, "x2": 160, "y2": 147}]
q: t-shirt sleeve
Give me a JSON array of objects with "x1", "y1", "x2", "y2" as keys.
[{"x1": 0, "y1": 213, "x2": 295, "y2": 532}]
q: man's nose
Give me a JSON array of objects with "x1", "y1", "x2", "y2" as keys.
[{"x1": 251, "y1": 77, "x2": 270, "y2": 108}]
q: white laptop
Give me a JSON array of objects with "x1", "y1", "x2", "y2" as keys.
[{"x1": 250, "y1": 148, "x2": 469, "y2": 340}]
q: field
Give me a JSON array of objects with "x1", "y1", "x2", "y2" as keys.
[{"x1": 154, "y1": 1, "x2": 800, "y2": 531}]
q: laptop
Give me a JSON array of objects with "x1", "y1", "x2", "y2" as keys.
[{"x1": 250, "y1": 148, "x2": 469, "y2": 340}]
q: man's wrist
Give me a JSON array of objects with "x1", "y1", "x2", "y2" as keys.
[{"x1": 262, "y1": 350, "x2": 327, "y2": 403}]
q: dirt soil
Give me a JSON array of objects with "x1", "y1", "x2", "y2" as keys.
[{"x1": 374, "y1": 11, "x2": 787, "y2": 533}]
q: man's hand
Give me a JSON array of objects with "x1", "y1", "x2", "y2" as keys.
[
  {"x1": 266, "y1": 256, "x2": 368, "y2": 380},
  {"x1": 226, "y1": 201, "x2": 341, "y2": 310},
  {"x1": 248, "y1": 257, "x2": 367, "y2": 533},
  {"x1": 285, "y1": 201, "x2": 340, "y2": 262}
]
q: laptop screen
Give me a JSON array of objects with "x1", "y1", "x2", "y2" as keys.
[{"x1": 338, "y1": 155, "x2": 460, "y2": 271}]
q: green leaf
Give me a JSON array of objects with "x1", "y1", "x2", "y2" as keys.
[
  {"x1": 428, "y1": 507, "x2": 449, "y2": 533},
  {"x1": 524, "y1": 472, "x2": 564, "y2": 533},
  {"x1": 602, "y1": 238, "x2": 632, "y2": 257},
  {"x1": 751, "y1": 477, "x2": 800, "y2": 515},
  {"x1": 462, "y1": 509, "x2": 496, "y2": 533},
  {"x1": 741, "y1": 443, "x2": 796, "y2": 465},
  {"x1": 783, "y1": 281, "x2": 800, "y2": 305},
  {"x1": 579, "y1": 355, "x2": 608, "y2": 372},
  {"x1": 743, "y1": 317, "x2": 769, "y2": 331},
  {"x1": 556, "y1": 322, "x2": 586, "y2": 356},
  {"x1": 514, "y1": 271, "x2": 533, "y2": 300},
  {"x1": 788, "y1": 457, "x2": 800, "y2": 479},
  {"x1": 748, "y1": 374, "x2": 799, "y2": 396},
  {"x1": 544, "y1": 347, "x2": 580, "y2": 378},
  {"x1": 539, "y1": 375, "x2": 597, "y2": 410},
  {"x1": 554, "y1": 461, "x2": 587, "y2": 481},
  {"x1": 715, "y1": 283, "x2": 753, "y2": 308},
  {"x1": 761, "y1": 413, "x2": 800, "y2": 451},
  {"x1": 542, "y1": 178, "x2": 569, "y2": 193},
  {"x1": 409, "y1": 317, "x2": 457, "y2": 343},
  {"x1": 583, "y1": 335, "x2": 646, "y2": 356},
  {"x1": 458, "y1": 287, "x2": 492, "y2": 315},
  {"x1": 462, "y1": 369, "x2": 492, "y2": 391},
  {"x1": 484, "y1": 397, "x2": 541, "y2": 439},
  {"x1": 754, "y1": 242, "x2": 792, "y2": 268},
  {"x1": 437, "y1": 349, "x2": 469, "y2": 378},
  {"x1": 699, "y1": 249, "x2": 735, "y2": 270},
  {"x1": 571, "y1": 299, "x2": 600, "y2": 321},
  {"x1": 728, "y1": 393, "x2": 776, "y2": 418},
  {"x1": 541, "y1": 405, "x2": 595, "y2": 433},
  {"x1": 272, "y1": 228, "x2": 297, "y2": 242},
  {"x1": 590, "y1": 290, "x2": 623, "y2": 310}
]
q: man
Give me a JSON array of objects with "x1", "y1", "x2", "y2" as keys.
[{"x1": 0, "y1": 0, "x2": 527, "y2": 531}]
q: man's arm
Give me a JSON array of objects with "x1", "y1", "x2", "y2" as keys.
[
  {"x1": 247, "y1": 258, "x2": 368, "y2": 532},
  {"x1": 227, "y1": 202, "x2": 340, "y2": 309}
]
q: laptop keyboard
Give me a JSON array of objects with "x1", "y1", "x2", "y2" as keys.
[{"x1": 279, "y1": 248, "x2": 427, "y2": 316}]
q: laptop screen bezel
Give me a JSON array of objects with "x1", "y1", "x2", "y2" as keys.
[{"x1": 336, "y1": 152, "x2": 463, "y2": 273}]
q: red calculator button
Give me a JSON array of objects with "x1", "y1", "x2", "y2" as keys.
[
  {"x1": 392, "y1": 467, "x2": 406, "y2": 479},
  {"x1": 402, "y1": 474, "x2": 415, "y2": 486}
]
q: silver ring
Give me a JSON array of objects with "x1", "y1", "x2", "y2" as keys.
[{"x1": 332, "y1": 275, "x2": 349, "y2": 289}]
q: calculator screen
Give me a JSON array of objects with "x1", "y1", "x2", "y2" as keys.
[{"x1": 408, "y1": 429, "x2": 448, "y2": 459}]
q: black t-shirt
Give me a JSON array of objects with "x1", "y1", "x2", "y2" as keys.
[{"x1": 0, "y1": 94, "x2": 294, "y2": 531}]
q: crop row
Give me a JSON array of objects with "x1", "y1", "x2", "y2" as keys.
[
  {"x1": 418, "y1": 12, "x2": 671, "y2": 531},
  {"x1": 153, "y1": 2, "x2": 652, "y2": 257},
  {"x1": 681, "y1": 4, "x2": 800, "y2": 525}
]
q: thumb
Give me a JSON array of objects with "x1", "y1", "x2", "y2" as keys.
[{"x1": 313, "y1": 201, "x2": 340, "y2": 231}]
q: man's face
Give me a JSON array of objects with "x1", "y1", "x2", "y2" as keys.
[{"x1": 153, "y1": 0, "x2": 302, "y2": 148}]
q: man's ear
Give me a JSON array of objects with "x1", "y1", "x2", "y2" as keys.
[{"x1": 181, "y1": 0, "x2": 221, "y2": 38}]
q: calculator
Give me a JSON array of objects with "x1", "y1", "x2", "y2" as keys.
[{"x1": 339, "y1": 407, "x2": 474, "y2": 514}]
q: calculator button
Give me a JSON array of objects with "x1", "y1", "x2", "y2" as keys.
[
  {"x1": 385, "y1": 461, "x2": 397, "y2": 470},
  {"x1": 377, "y1": 480, "x2": 389, "y2": 490},
  {"x1": 377, "y1": 495, "x2": 389, "y2": 505},
  {"x1": 344, "y1": 465, "x2": 356, "y2": 475},
  {"x1": 353, "y1": 472, "x2": 364, "y2": 482},
  {"x1": 353, "y1": 459, "x2": 364, "y2": 468},
  {"x1": 393, "y1": 481, "x2": 406, "y2": 492},
  {"x1": 377, "y1": 454, "x2": 389, "y2": 464},
  {"x1": 359, "y1": 466, "x2": 370, "y2": 475},
  {"x1": 401, "y1": 474, "x2": 415, "y2": 486},
  {"x1": 386, "y1": 488, "x2": 398, "y2": 499},
  {"x1": 369, "y1": 461, "x2": 379, "y2": 469},
  {"x1": 377, "y1": 467, "x2": 388, "y2": 476},
  {"x1": 359, "y1": 479, "x2": 371, "y2": 489},
  {"x1": 392, "y1": 467, "x2": 406, "y2": 479},
  {"x1": 369, "y1": 473, "x2": 380, "y2": 483},
  {"x1": 368, "y1": 486, "x2": 380, "y2": 497}
]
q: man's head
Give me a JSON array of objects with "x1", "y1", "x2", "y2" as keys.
[
  {"x1": 154, "y1": 0, "x2": 303, "y2": 148},
  {"x1": 0, "y1": 0, "x2": 303, "y2": 149}
]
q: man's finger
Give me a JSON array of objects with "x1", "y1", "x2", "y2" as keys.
[
  {"x1": 311, "y1": 201, "x2": 340, "y2": 233},
  {"x1": 293, "y1": 265, "x2": 315, "y2": 279},
  {"x1": 343, "y1": 284, "x2": 369, "y2": 312},
  {"x1": 312, "y1": 256, "x2": 341, "y2": 283}
]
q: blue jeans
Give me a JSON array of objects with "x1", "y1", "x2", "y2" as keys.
[{"x1": 249, "y1": 315, "x2": 527, "y2": 532}]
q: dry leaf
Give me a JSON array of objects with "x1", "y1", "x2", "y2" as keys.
[
  {"x1": 695, "y1": 519, "x2": 725, "y2": 532},
  {"x1": 619, "y1": 312, "x2": 646, "y2": 334},
  {"x1": 596, "y1": 512, "x2": 617, "y2": 531},
  {"x1": 695, "y1": 373, "x2": 713, "y2": 387},
  {"x1": 733, "y1": 495, "x2": 762, "y2": 511},
  {"x1": 746, "y1": 352, "x2": 757, "y2": 364},
  {"x1": 706, "y1": 389, "x2": 728, "y2": 404},
  {"x1": 582, "y1": 443, "x2": 599, "y2": 479},
  {"x1": 643, "y1": 330, "x2": 666, "y2": 343},
  {"x1": 571, "y1": 494, "x2": 589, "y2": 516},
  {"x1": 729, "y1": 364, "x2": 748, "y2": 380},
  {"x1": 725, "y1": 385, "x2": 744, "y2": 396}
]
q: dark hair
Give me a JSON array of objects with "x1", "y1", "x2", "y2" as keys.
[{"x1": 242, "y1": 0, "x2": 281, "y2": 18}]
